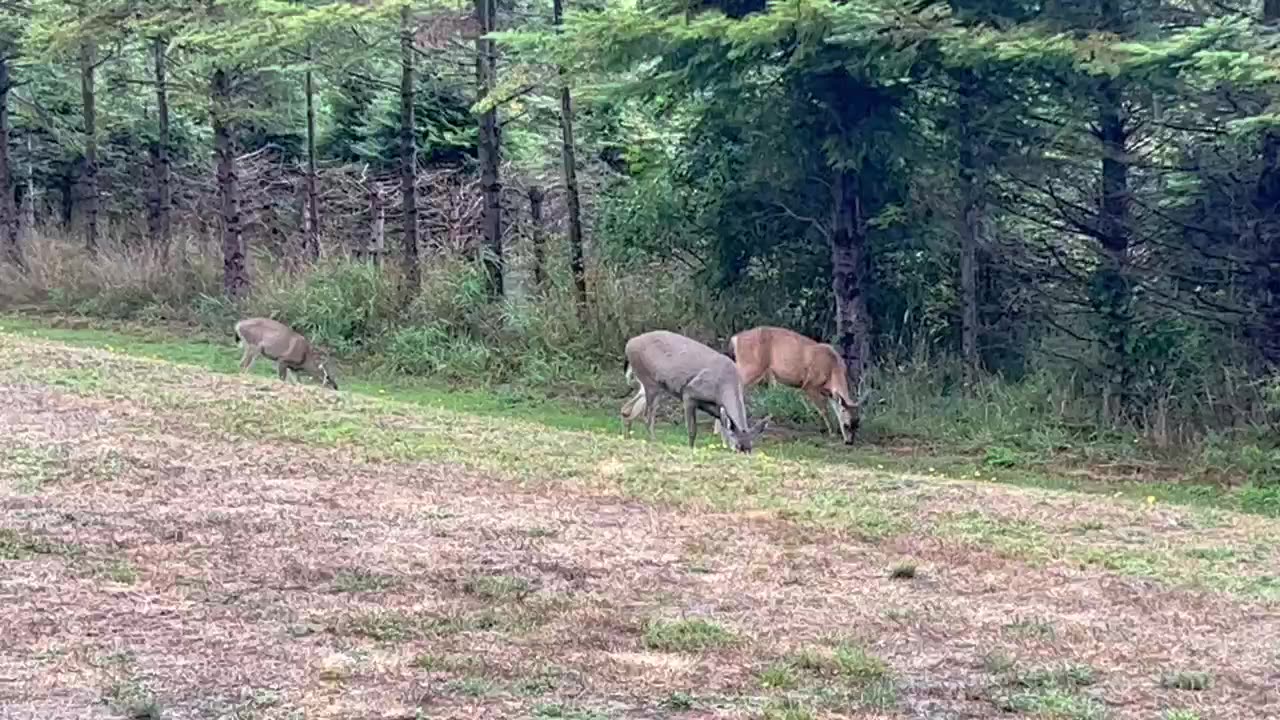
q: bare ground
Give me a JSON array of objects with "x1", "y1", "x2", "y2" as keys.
[{"x1": 1, "y1": 338, "x2": 1278, "y2": 720}]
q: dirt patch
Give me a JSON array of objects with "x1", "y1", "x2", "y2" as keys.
[{"x1": 1, "y1": 343, "x2": 1278, "y2": 718}]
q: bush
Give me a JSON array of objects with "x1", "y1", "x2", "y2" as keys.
[{"x1": 249, "y1": 261, "x2": 398, "y2": 354}]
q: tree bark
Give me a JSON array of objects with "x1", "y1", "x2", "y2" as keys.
[
  {"x1": 399, "y1": 5, "x2": 420, "y2": 295},
  {"x1": 21, "y1": 133, "x2": 34, "y2": 242},
  {"x1": 1093, "y1": 76, "x2": 1132, "y2": 423},
  {"x1": 831, "y1": 167, "x2": 870, "y2": 439},
  {"x1": 369, "y1": 182, "x2": 385, "y2": 264},
  {"x1": 304, "y1": 42, "x2": 320, "y2": 262},
  {"x1": 213, "y1": 68, "x2": 247, "y2": 300},
  {"x1": 0, "y1": 56, "x2": 20, "y2": 269},
  {"x1": 79, "y1": 37, "x2": 99, "y2": 254},
  {"x1": 528, "y1": 185, "x2": 546, "y2": 290},
  {"x1": 151, "y1": 38, "x2": 172, "y2": 256},
  {"x1": 956, "y1": 70, "x2": 983, "y2": 390},
  {"x1": 476, "y1": 0, "x2": 503, "y2": 297},
  {"x1": 1255, "y1": 0, "x2": 1280, "y2": 368},
  {"x1": 554, "y1": 0, "x2": 587, "y2": 319}
]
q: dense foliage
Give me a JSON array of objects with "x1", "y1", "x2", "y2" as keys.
[{"x1": 2, "y1": 0, "x2": 1280, "y2": 467}]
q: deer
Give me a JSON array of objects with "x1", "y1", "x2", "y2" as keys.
[
  {"x1": 620, "y1": 330, "x2": 770, "y2": 452},
  {"x1": 234, "y1": 317, "x2": 338, "y2": 390},
  {"x1": 719, "y1": 325, "x2": 863, "y2": 444}
]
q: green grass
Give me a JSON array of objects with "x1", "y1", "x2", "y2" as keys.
[
  {"x1": 0, "y1": 445, "x2": 65, "y2": 492},
  {"x1": 2, "y1": 312, "x2": 1275, "y2": 520},
  {"x1": 0, "y1": 528, "x2": 82, "y2": 560},
  {"x1": 641, "y1": 618, "x2": 736, "y2": 652},
  {"x1": 760, "y1": 663, "x2": 800, "y2": 690},
  {"x1": 1161, "y1": 670, "x2": 1212, "y2": 691},
  {"x1": 330, "y1": 568, "x2": 400, "y2": 594},
  {"x1": 462, "y1": 574, "x2": 533, "y2": 601},
  {"x1": 334, "y1": 607, "x2": 506, "y2": 642},
  {"x1": 4, "y1": 319, "x2": 1280, "y2": 601},
  {"x1": 995, "y1": 686, "x2": 1107, "y2": 720}
]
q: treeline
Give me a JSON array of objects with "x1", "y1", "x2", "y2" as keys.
[{"x1": 2, "y1": 0, "x2": 1280, "y2": 451}]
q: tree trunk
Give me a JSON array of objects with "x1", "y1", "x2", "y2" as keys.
[
  {"x1": 956, "y1": 70, "x2": 983, "y2": 391},
  {"x1": 152, "y1": 38, "x2": 172, "y2": 256},
  {"x1": 476, "y1": 0, "x2": 503, "y2": 297},
  {"x1": 554, "y1": 0, "x2": 587, "y2": 319},
  {"x1": 79, "y1": 38, "x2": 98, "y2": 254},
  {"x1": 0, "y1": 56, "x2": 20, "y2": 269},
  {"x1": 213, "y1": 68, "x2": 247, "y2": 300},
  {"x1": 1093, "y1": 76, "x2": 1132, "y2": 423},
  {"x1": 21, "y1": 133, "x2": 34, "y2": 242},
  {"x1": 1255, "y1": 0, "x2": 1280, "y2": 368},
  {"x1": 528, "y1": 185, "x2": 546, "y2": 290},
  {"x1": 304, "y1": 42, "x2": 320, "y2": 262},
  {"x1": 831, "y1": 167, "x2": 870, "y2": 439},
  {"x1": 399, "y1": 5, "x2": 420, "y2": 295},
  {"x1": 369, "y1": 182, "x2": 385, "y2": 264}
]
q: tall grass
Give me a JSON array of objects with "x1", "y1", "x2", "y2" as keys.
[{"x1": 3, "y1": 227, "x2": 1279, "y2": 490}]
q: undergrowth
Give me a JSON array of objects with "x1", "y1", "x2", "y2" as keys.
[{"x1": 3, "y1": 229, "x2": 1280, "y2": 494}]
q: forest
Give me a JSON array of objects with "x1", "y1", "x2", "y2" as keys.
[{"x1": 1, "y1": 0, "x2": 1279, "y2": 485}]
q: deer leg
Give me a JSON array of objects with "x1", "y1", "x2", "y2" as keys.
[
  {"x1": 642, "y1": 384, "x2": 661, "y2": 442},
  {"x1": 277, "y1": 362, "x2": 289, "y2": 383},
  {"x1": 805, "y1": 386, "x2": 835, "y2": 435},
  {"x1": 621, "y1": 388, "x2": 645, "y2": 437},
  {"x1": 239, "y1": 345, "x2": 260, "y2": 373},
  {"x1": 683, "y1": 395, "x2": 699, "y2": 449}
]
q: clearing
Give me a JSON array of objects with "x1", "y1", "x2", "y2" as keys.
[{"x1": 1, "y1": 329, "x2": 1277, "y2": 719}]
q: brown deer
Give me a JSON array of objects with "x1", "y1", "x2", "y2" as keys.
[
  {"x1": 234, "y1": 317, "x2": 338, "y2": 390},
  {"x1": 723, "y1": 326, "x2": 861, "y2": 444},
  {"x1": 620, "y1": 330, "x2": 769, "y2": 452}
]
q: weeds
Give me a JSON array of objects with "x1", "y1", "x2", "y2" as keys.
[
  {"x1": 331, "y1": 568, "x2": 399, "y2": 594},
  {"x1": 462, "y1": 574, "x2": 533, "y2": 601},
  {"x1": 641, "y1": 618, "x2": 735, "y2": 652},
  {"x1": 9, "y1": 228, "x2": 1280, "y2": 494},
  {"x1": 888, "y1": 561, "x2": 917, "y2": 579},
  {"x1": 1161, "y1": 671, "x2": 1212, "y2": 691}
]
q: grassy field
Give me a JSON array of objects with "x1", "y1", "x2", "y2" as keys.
[{"x1": 1, "y1": 319, "x2": 1278, "y2": 719}]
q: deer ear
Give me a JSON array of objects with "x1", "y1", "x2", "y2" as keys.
[{"x1": 752, "y1": 416, "x2": 771, "y2": 435}]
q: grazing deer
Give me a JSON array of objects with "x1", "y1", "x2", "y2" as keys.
[
  {"x1": 620, "y1": 330, "x2": 769, "y2": 452},
  {"x1": 723, "y1": 325, "x2": 862, "y2": 444},
  {"x1": 234, "y1": 317, "x2": 338, "y2": 390}
]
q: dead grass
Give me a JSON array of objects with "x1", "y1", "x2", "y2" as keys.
[{"x1": 1, "y1": 335, "x2": 1278, "y2": 719}]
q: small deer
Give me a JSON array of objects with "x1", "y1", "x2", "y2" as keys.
[
  {"x1": 234, "y1": 317, "x2": 338, "y2": 390},
  {"x1": 723, "y1": 325, "x2": 862, "y2": 444},
  {"x1": 620, "y1": 330, "x2": 769, "y2": 452}
]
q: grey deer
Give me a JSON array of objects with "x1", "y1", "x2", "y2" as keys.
[
  {"x1": 620, "y1": 330, "x2": 770, "y2": 452},
  {"x1": 234, "y1": 317, "x2": 338, "y2": 390}
]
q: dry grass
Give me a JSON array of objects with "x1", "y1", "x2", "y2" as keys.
[{"x1": 1, "y1": 335, "x2": 1279, "y2": 718}]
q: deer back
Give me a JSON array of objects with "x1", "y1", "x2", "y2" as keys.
[
  {"x1": 237, "y1": 318, "x2": 311, "y2": 365},
  {"x1": 626, "y1": 331, "x2": 750, "y2": 428}
]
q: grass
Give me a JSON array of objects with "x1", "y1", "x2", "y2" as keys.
[
  {"x1": 330, "y1": 568, "x2": 400, "y2": 594},
  {"x1": 462, "y1": 574, "x2": 533, "y2": 601},
  {"x1": 995, "y1": 686, "x2": 1107, "y2": 720},
  {"x1": 5, "y1": 325, "x2": 1280, "y2": 601},
  {"x1": 104, "y1": 680, "x2": 162, "y2": 720},
  {"x1": 641, "y1": 618, "x2": 736, "y2": 652},
  {"x1": 1161, "y1": 670, "x2": 1212, "y2": 691},
  {"x1": 0, "y1": 528, "x2": 81, "y2": 560},
  {"x1": 888, "y1": 561, "x2": 917, "y2": 579},
  {"x1": 1003, "y1": 617, "x2": 1057, "y2": 640},
  {"x1": 2, "y1": 327, "x2": 1277, "y2": 719},
  {"x1": 985, "y1": 657, "x2": 1105, "y2": 720},
  {"x1": 335, "y1": 607, "x2": 507, "y2": 642},
  {"x1": 3, "y1": 312, "x2": 1278, "y2": 520}
]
